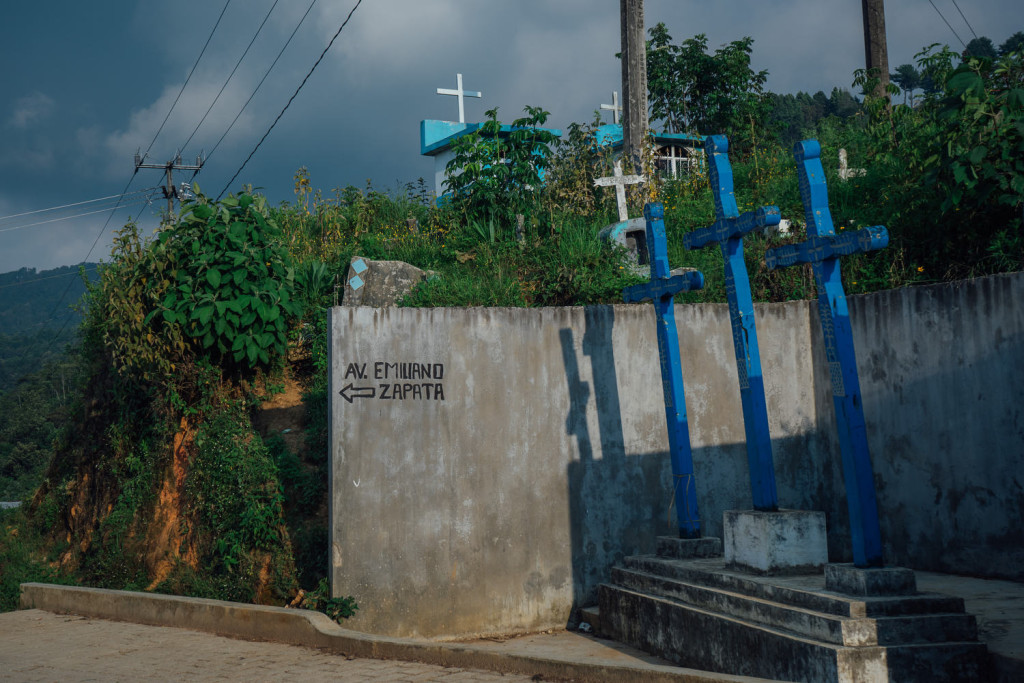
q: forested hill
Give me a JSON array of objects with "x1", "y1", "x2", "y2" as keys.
[
  {"x1": 0, "y1": 264, "x2": 98, "y2": 394},
  {"x1": 0, "y1": 264, "x2": 98, "y2": 333}
]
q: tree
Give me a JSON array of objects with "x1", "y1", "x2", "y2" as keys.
[
  {"x1": 891, "y1": 63, "x2": 922, "y2": 105},
  {"x1": 1000, "y1": 31, "x2": 1024, "y2": 56},
  {"x1": 645, "y1": 24, "x2": 767, "y2": 138},
  {"x1": 443, "y1": 106, "x2": 556, "y2": 233},
  {"x1": 965, "y1": 37, "x2": 997, "y2": 60}
]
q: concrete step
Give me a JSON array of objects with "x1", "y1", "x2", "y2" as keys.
[
  {"x1": 612, "y1": 566, "x2": 978, "y2": 647},
  {"x1": 624, "y1": 555, "x2": 967, "y2": 618},
  {"x1": 598, "y1": 582, "x2": 990, "y2": 683}
]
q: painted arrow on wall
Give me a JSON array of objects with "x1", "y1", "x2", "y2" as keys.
[{"x1": 339, "y1": 384, "x2": 376, "y2": 403}]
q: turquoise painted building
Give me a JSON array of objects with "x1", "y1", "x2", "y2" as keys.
[
  {"x1": 420, "y1": 119, "x2": 705, "y2": 199},
  {"x1": 593, "y1": 124, "x2": 706, "y2": 178},
  {"x1": 420, "y1": 119, "x2": 563, "y2": 199}
]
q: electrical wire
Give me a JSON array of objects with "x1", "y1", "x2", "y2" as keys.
[
  {"x1": 0, "y1": 188, "x2": 156, "y2": 222},
  {"x1": 948, "y1": 0, "x2": 979, "y2": 41},
  {"x1": 31, "y1": 171, "x2": 142, "y2": 361},
  {"x1": 4, "y1": 3, "x2": 235, "y2": 381},
  {"x1": 0, "y1": 267, "x2": 99, "y2": 292},
  {"x1": 927, "y1": 0, "x2": 967, "y2": 48},
  {"x1": 197, "y1": 0, "x2": 319, "y2": 175},
  {"x1": 0, "y1": 193, "x2": 157, "y2": 234},
  {"x1": 139, "y1": 0, "x2": 233, "y2": 163},
  {"x1": 180, "y1": 0, "x2": 281, "y2": 154},
  {"x1": 217, "y1": 0, "x2": 363, "y2": 199}
]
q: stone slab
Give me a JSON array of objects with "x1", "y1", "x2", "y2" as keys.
[
  {"x1": 599, "y1": 581, "x2": 988, "y2": 682},
  {"x1": 825, "y1": 563, "x2": 917, "y2": 597},
  {"x1": 724, "y1": 509, "x2": 827, "y2": 575},
  {"x1": 657, "y1": 536, "x2": 723, "y2": 560},
  {"x1": 342, "y1": 256, "x2": 432, "y2": 307},
  {"x1": 623, "y1": 556, "x2": 963, "y2": 619}
]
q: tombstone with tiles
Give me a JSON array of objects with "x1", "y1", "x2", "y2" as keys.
[{"x1": 599, "y1": 138, "x2": 988, "y2": 682}]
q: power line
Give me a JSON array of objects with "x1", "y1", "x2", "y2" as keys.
[
  {"x1": 217, "y1": 0, "x2": 363, "y2": 199},
  {"x1": 0, "y1": 188, "x2": 155, "y2": 222},
  {"x1": 180, "y1": 0, "x2": 281, "y2": 154},
  {"x1": 3, "y1": 3, "x2": 236, "y2": 384},
  {"x1": 927, "y1": 0, "x2": 966, "y2": 48},
  {"x1": 948, "y1": 0, "x2": 979, "y2": 41},
  {"x1": 0, "y1": 267, "x2": 99, "y2": 292},
  {"x1": 140, "y1": 0, "x2": 233, "y2": 162},
  {"x1": 0, "y1": 191, "x2": 159, "y2": 233},
  {"x1": 199, "y1": 0, "x2": 319, "y2": 173},
  {"x1": 32, "y1": 171, "x2": 142, "y2": 362}
]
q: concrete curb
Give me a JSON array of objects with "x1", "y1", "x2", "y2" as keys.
[{"x1": 19, "y1": 583, "x2": 770, "y2": 683}]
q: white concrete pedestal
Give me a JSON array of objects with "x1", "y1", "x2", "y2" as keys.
[{"x1": 724, "y1": 509, "x2": 828, "y2": 575}]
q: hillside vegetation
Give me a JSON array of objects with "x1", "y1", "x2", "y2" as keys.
[{"x1": 1, "y1": 37, "x2": 1021, "y2": 614}]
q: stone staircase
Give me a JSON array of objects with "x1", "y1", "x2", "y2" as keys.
[{"x1": 598, "y1": 538, "x2": 989, "y2": 682}]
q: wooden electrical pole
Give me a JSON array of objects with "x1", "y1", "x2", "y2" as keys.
[
  {"x1": 861, "y1": 0, "x2": 891, "y2": 96},
  {"x1": 620, "y1": 0, "x2": 648, "y2": 174},
  {"x1": 134, "y1": 153, "x2": 204, "y2": 225}
]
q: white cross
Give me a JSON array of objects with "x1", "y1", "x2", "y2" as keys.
[
  {"x1": 594, "y1": 159, "x2": 646, "y2": 222},
  {"x1": 600, "y1": 91, "x2": 622, "y2": 125},
  {"x1": 436, "y1": 73, "x2": 482, "y2": 124}
]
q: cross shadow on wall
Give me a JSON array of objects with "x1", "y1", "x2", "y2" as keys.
[
  {"x1": 559, "y1": 308, "x2": 677, "y2": 624},
  {"x1": 557, "y1": 305, "x2": 855, "y2": 626}
]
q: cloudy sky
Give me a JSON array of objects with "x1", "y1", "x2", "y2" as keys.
[{"x1": 1, "y1": 0, "x2": 1021, "y2": 275}]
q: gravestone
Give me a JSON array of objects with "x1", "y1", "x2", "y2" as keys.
[
  {"x1": 622, "y1": 203, "x2": 706, "y2": 539},
  {"x1": 594, "y1": 159, "x2": 645, "y2": 223},
  {"x1": 838, "y1": 148, "x2": 865, "y2": 181},
  {"x1": 765, "y1": 139, "x2": 887, "y2": 569},
  {"x1": 597, "y1": 218, "x2": 648, "y2": 275},
  {"x1": 595, "y1": 159, "x2": 648, "y2": 273}
]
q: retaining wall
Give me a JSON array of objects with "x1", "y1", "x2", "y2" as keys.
[{"x1": 328, "y1": 272, "x2": 1024, "y2": 639}]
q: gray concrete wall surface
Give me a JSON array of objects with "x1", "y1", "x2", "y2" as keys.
[{"x1": 329, "y1": 272, "x2": 1024, "y2": 640}]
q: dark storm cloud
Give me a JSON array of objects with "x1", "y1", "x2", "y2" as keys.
[{"x1": 1, "y1": 0, "x2": 1021, "y2": 273}]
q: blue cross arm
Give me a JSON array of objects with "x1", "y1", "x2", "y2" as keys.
[
  {"x1": 765, "y1": 226, "x2": 889, "y2": 270},
  {"x1": 623, "y1": 270, "x2": 705, "y2": 303},
  {"x1": 683, "y1": 206, "x2": 782, "y2": 251}
]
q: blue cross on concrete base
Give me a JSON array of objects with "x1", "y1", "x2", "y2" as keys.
[
  {"x1": 765, "y1": 140, "x2": 888, "y2": 568},
  {"x1": 683, "y1": 135, "x2": 781, "y2": 512},
  {"x1": 624, "y1": 203, "x2": 705, "y2": 539}
]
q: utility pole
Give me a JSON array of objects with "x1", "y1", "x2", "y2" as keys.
[
  {"x1": 134, "y1": 152, "x2": 204, "y2": 224},
  {"x1": 620, "y1": 0, "x2": 648, "y2": 174},
  {"x1": 861, "y1": 0, "x2": 891, "y2": 97}
]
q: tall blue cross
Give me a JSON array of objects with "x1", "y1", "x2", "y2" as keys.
[
  {"x1": 683, "y1": 135, "x2": 780, "y2": 512},
  {"x1": 624, "y1": 203, "x2": 706, "y2": 538},
  {"x1": 765, "y1": 140, "x2": 888, "y2": 568}
]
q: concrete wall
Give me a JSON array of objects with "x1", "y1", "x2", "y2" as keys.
[{"x1": 329, "y1": 272, "x2": 1024, "y2": 639}]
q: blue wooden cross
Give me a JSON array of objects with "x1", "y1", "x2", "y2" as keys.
[
  {"x1": 683, "y1": 135, "x2": 780, "y2": 512},
  {"x1": 624, "y1": 203, "x2": 706, "y2": 538},
  {"x1": 765, "y1": 140, "x2": 888, "y2": 568}
]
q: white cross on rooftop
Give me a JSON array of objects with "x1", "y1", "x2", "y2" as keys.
[
  {"x1": 436, "y1": 73, "x2": 482, "y2": 124},
  {"x1": 600, "y1": 91, "x2": 621, "y2": 125}
]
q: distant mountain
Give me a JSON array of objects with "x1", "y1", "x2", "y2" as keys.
[
  {"x1": 0, "y1": 264, "x2": 99, "y2": 392},
  {"x1": 0, "y1": 264, "x2": 98, "y2": 334}
]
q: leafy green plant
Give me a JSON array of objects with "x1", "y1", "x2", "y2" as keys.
[
  {"x1": 646, "y1": 24, "x2": 768, "y2": 143},
  {"x1": 147, "y1": 189, "x2": 300, "y2": 372},
  {"x1": 444, "y1": 106, "x2": 557, "y2": 234},
  {"x1": 298, "y1": 577, "x2": 358, "y2": 623}
]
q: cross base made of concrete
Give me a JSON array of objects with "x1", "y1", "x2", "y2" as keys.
[{"x1": 723, "y1": 509, "x2": 828, "y2": 576}]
